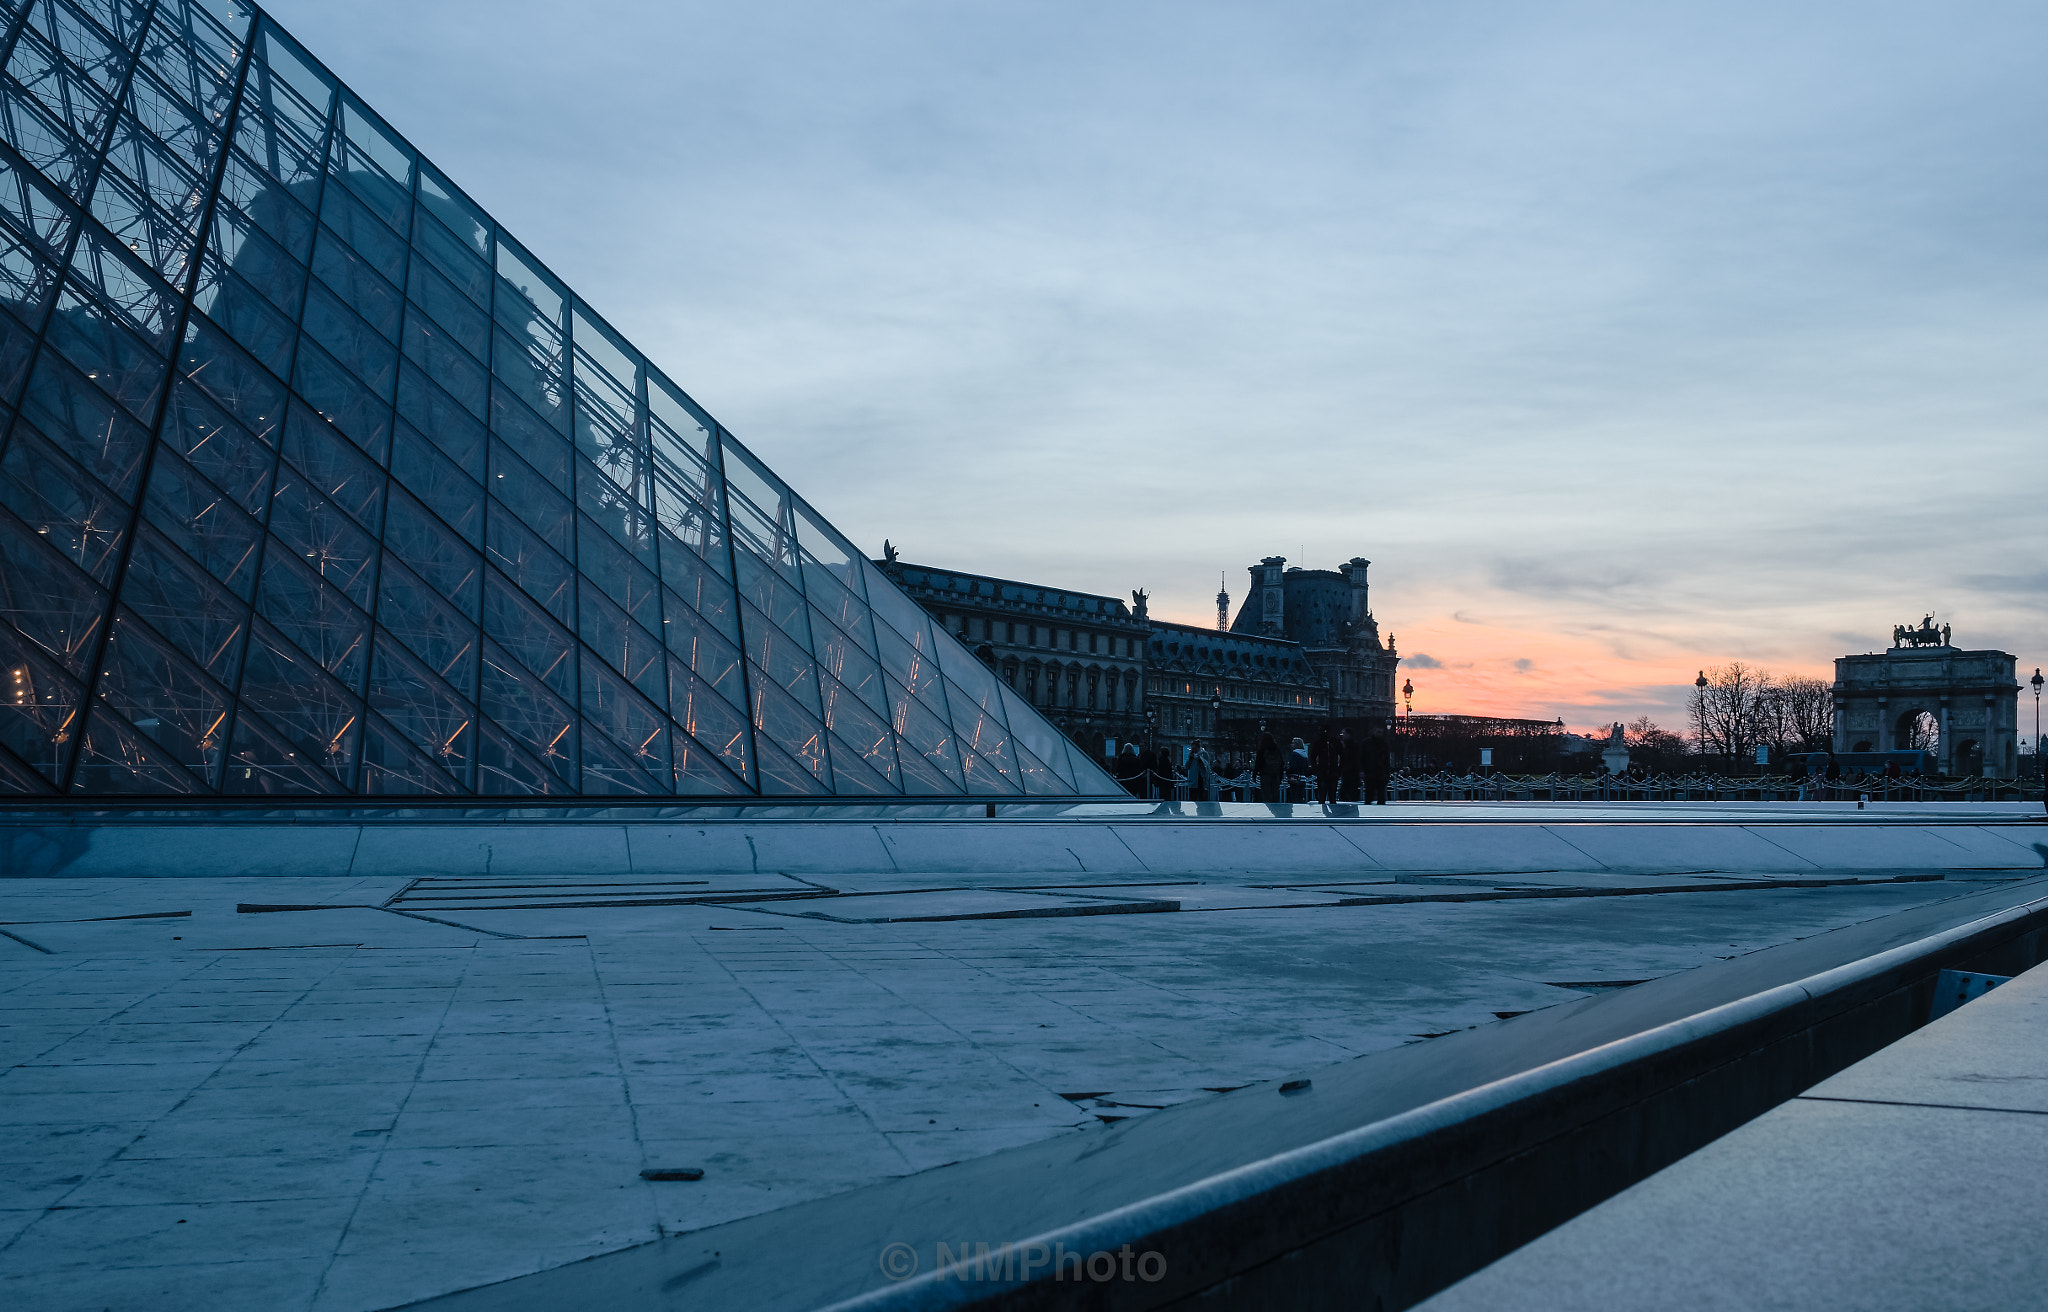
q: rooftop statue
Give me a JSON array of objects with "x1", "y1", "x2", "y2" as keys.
[{"x1": 1892, "y1": 616, "x2": 1951, "y2": 649}]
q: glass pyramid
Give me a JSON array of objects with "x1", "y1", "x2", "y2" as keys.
[{"x1": 0, "y1": 0, "x2": 1117, "y2": 800}]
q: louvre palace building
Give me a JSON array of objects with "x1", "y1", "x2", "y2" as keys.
[{"x1": 877, "y1": 552, "x2": 1402, "y2": 761}]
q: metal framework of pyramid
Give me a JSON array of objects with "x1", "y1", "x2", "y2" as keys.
[{"x1": 0, "y1": 0, "x2": 1119, "y2": 800}]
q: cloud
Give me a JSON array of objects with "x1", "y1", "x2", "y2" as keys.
[
  {"x1": 1513, "y1": 658, "x2": 1536, "y2": 673},
  {"x1": 1405, "y1": 653, "x2": 1444, "y2": 669},
  {"x1": 266, "y1": 0, "x2": 2048, "y2": 716}
]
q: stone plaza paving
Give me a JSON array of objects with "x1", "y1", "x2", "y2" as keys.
[
  {"x1": 1417, "y1": 955, "x2": 2048, "y2": 1311},
  {"x1": 1, "y1": 802, "x2": 2043, "y2": 1309}
]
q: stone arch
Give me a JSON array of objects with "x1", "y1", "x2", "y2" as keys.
[
  {"x1": 1895, "y1": 708, "x2": 1939, "y2": 752},
  {"x1": 1833, "y1": 636, "x2": 2018, "y2": 777}
]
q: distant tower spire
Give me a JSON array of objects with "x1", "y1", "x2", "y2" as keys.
[{"x1": 1216, "y1": 573, "x2": 1230, "y2": 631}]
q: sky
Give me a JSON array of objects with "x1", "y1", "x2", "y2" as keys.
[{"x1": 265, "y1": 0, "x2": 2048, "y2": 734}]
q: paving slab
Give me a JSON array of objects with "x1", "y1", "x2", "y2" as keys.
[
  {"x1": 1418, "y1": 1098, "x2": 2048, "y2": 1312},
  {"x1": 349, "y1": 826, "x2": 633, "y2": 878},
  {"x1": 1417, "y1": 959, "x2": 2048, "y2": 1312},
  {"x1": 1800, "y1": 958, "x2": 2048, "y2": 1114},
  {"x1": 623, "y1": 824, "x2": 899, "y2": 876},
  {"x1": 875, "y1": 824, "x2": 1148, "y2": 876},
  {"x1": 1109, "y1": 823, "x2": 1379, "y2": 874},
  {"x1": 1337, "y1": 824, "x2": 1605, "y2": 872},
  {"x1": 1749, "y1": 824, "x2": 2044, "y2": 870},
  {"x1": 1537, "y1": 824, "x2": 1820, "y2": 872},
  {"x1": 753, "y1": 889, "x2": 1173, "y2": 923}
]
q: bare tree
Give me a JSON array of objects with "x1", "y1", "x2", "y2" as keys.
[
  {"x1": 1626, "y1": 716, "x2": 1690, "y2": 770},
  {"x1": 1690, "y1": 662, "x2": 1776, "y2": 768},
  {"x1": 1769, "y1": 676, "x2": 1835, "y2": 751}
]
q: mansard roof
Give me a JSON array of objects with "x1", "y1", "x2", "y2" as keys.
[
  {"x1": 1147, "y1": 622, "x2": 1320, "y2": 681},
  {"x1": 883, "y1": 562, "x2": 1137, "y2": 622}
]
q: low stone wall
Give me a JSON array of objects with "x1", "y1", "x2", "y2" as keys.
[{"x1": 2, "y1": 815, "x2": 2044, "y2": 880}]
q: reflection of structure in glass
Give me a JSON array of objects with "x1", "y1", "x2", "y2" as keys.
[{"x1": 0, "y1": 1, "x2": 1116, "y2": 800}]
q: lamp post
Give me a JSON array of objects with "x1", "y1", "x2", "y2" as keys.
[
  {"x1": 1144, "y1": 707, "x2": 1157, "y2": 800},
  {"x1": 1696, "y1": 669, "x2": 1712, "y2": 770},
  {"x1": 1401, "y1": 678, "x2": 1413, "y2": 716},
  {"x1": 2032, "y1": 669, "x2": 2043, "y2": 782}
]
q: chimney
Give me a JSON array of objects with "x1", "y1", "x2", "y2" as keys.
[{"x1": 1251, "y1": 557, "x2": 1287, "y2": 638}]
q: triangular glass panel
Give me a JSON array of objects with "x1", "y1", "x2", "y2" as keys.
[
  {"x1": 477, "y1": 719, "x2": 568, "y2": 797},
  {"x1": 99, "y1": 607, "x2": 230, "y2": 787},
  {"x1": 236, "y1": 618, "x2": 362, "y2": 783},
  {"x1": 366, "y1": 635, "x2": 474, "y2": 789},
  {"x1": 480, "y1": 638, "x2": 577, "y2": 787},
  {"x1": 668, "y1": 655, "x2": 750, "y2": 788},
  {"x1": 1013, "y1": 743, "x2": 1069, "y2": 797},
  {"x1": 999, "y1": 682, "x2": 1076, "y2": 789},
  {"x1": 255, "y1": 545, "x2": 368, "y2": 690},
  {"x1": 0, "y1": 503, "x2": 108, "y2": 677},
  {"x1": 673, "y1": 730, "x2": 750, "y2": 797},
  {"x1": 753, "y1": 732, "x2": 830, "y2": 798},
  {"x1": 743, "y1": 599, "x2": 820, "y2": 718},
  {"x1": 893, "y1": 736, "x2": 962, "y2": 797},
  {"x1": 0, "y1": 617, "x2": 83, "y2": 783},
  {"x1": 360, "y1": 709, "x2": 462, "y2": 795},
  {"x1": 578, "y1": 715, "x2": 664, "y2": 797},
  {"x1": 749, "y1": 668, "x2": 831, "y2": 791},
  {"x1": 662, "y1": 592, "x2": 745, "y2": 708},
  {"x1": 70, "y1": 705, "x2": 202, "y2": 794},
  {"x1": 580, "y1": 659, "x2": 670, "y2": 788},
  {"x1": 824, "y1": 732, "x2": 896, "y2": 796},
  {"x1": 114, "y1": 527, "x2": 247, "y2": 685},
  {"x1": 961, "y1": 749, "x2": 1020, "y2": 797},
  {"x1": 222, "y1": 701, "x2": 343, "y2": 796},
  {"x1": 820, "y1": 670, "x2": 896, "y2": 787},
  {"x1": 812, "y1": 607, "x2": 887, "y2": 717},
  {"x1": 2, "y1": 419, "x2": 129, "y2": 584}
]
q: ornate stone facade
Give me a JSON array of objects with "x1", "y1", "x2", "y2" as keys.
[
  {"x1": 1229, "y1": 557, "x2": 1401, "y2": 722},
  {"x1": 874, "y1": 557, "x2": 1150, "y2": 751},
  {"x1": 1145, "y1": 622, "x2": 1329, "y2": 748},
  {"x1": 875, "y1": 552, "x2": 1401, "y2": 765},
  {"x1": 1833, "y1": 620, "x2": 2020, "y2": 777}
]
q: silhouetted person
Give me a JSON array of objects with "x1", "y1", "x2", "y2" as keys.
[
  {"x1": 1338, "y1": 729, "x2": 1362, "y2": 803},
  {"x1": 1311, "y1": 729, "x2": 1339, "y2": 802},
  {"x1": 1186, "y1": 739, "x2": 1217, "y2": 802},
  {"x1": 1153, "y1": 747, "x2": 1181, "y2": 800},
  {"x1": 1255, "y1": 731, "x2": 1283, "y2": 803},
  {"x1": 1114, "y1": 742, "x2": 1144, "y2": 797},
  {"x1": 1363, "y1": 732, "x2": 1392, "y2": 805}
]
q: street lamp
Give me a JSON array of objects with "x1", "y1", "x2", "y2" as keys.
[
  {"x1": 1401, "y1": 678, "x2": 1413, "y2": 716},
  {"x1": 2032, "y1": 669, "x2": 2043, "y2": 780},
  {"x1": 1695, "y1": 670, "x2": 1714, "y2": 770}
]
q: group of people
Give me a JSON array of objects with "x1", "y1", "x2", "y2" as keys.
[{"x1": 1111, "y1": 727, "x2": 1394, "y2": 805}]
